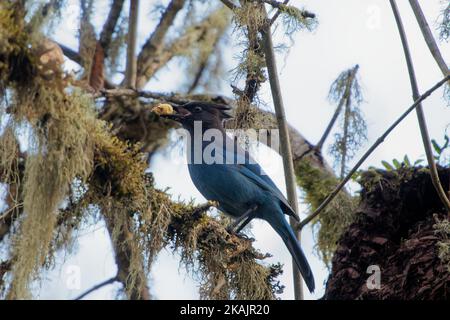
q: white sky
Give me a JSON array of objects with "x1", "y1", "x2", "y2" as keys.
[{"x1": 8, "y1": 0, "x2": 449, "y2": 300}]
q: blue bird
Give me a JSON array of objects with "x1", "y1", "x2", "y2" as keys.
[{"x1": 156, "y1": 101, "x2": 315, "y2": 293}]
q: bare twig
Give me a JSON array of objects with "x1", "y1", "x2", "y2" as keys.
[
  {"x1": 260, "y1": 9, "x2": 304, "y2": 300},
  {"x1": 316, "y1": 65, "x2": 359, "y2": 151},
  {"x1": 125, "y1": 0, "x2": 139, "y2": 88},
  {"x1": 99, "y1": 0, "x2": 126, "y2": 54},
  {"x1": 298, "y1": 75, "x2": 450, "y2": 230},
  {"x1": 390, "y1": 0, "x2": 450, "y2": 213},
  {"x1": 136, "y1": 0, "x2": 185, "y2": 89},
  {"x1": 409, "y1": 0, "x2": 449, "y2": 78},
  {"x1": 74, "y1": 276, "x2": 119, "y2": 300}
]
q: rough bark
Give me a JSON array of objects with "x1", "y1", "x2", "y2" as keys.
[{"x1": 324, "y1": 167, "x2": 450, "y2": 300}]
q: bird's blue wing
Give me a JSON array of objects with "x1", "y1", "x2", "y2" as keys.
[{"x1": 220, "y1": 136, "x2": 299, "y2": 220}]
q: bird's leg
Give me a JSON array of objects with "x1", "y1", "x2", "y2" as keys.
[{"x1": 227, "y1": 205, "x2": 258, "y2": 234}]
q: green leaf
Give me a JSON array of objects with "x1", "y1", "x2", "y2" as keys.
[
  {"x1": 431, "y1": 139, "x2": 442, "y2": 155},
  {"x1": 443, "y1": 135, "x2": 449, "y2": 149},
  {"x1": 382, "y1": 160, "x2": 394, "y2": 171},
  {"x1": 403, "y1": 155, "x2": 411, "y2": 167},
  {"x1": 414, "y1": 159, "x2": 424, "y2": 166},
  {"x1": 393, "y1": 158, "x2": 401, "y2": 169}
]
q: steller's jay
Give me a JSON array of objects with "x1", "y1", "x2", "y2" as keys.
[{"x1": 154, "y1": 101, "x2": 315, "y2": 292}]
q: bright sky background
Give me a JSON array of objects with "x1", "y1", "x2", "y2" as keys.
[{"x1": 6, "y1": 0, "x2": 448, "y2": 300}]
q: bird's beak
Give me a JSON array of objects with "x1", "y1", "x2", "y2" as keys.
[{"x1": 152, "y1": 103, "x2": 191, "y2": 121}]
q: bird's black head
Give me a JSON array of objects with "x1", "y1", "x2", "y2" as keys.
[{"x1": 154, "y1": 101, "x2": 232, "y2": 130}]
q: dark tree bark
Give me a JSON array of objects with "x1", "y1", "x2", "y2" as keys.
[{"x1": 324, "y1": 167, "x2": 450, "y2": 300}]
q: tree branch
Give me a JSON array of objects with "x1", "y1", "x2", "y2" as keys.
[
  {"x1": 99, "y1": 0, "x2": 126, "y2": 54},
  {"x1": 408, "y1": 0, "x2": 449, "y2": 78},
  {"x1": 220, "y1": 0, "x2": 237, "y2": 10},
  {"x1": 124, "y1": 0, "x2": 139, "y2": 88},
  {"x1": 298, "y1": 75, "x2": 450, "y2": 230},
  {"x1": 103, "y1": 213, "x2": 151, "y2": 300},
  {"x1": 136, "y1": 8, "x2": 223, "y2": 89},
  {"x1": 270, "y1": 0, "x2": 289, "y2": 25},
  {"x1": 390, "y1": 0, "x2": 450, "y2": 213},
  {"x1": 261, "y1": 8, "x2": 304, "y2": 300},
  {"x1": 316, "y1": 65, "x2": 359, "y2": 151},
  {"x1": 74, "y1": 276, "x2": 119, "y2": 300},
  {"x1": 136, "y1": 0, "x2": 185, "y2": 89}
]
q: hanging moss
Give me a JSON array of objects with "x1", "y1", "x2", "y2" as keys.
[
  {"x1": 8, "y1": 87, "x2": 96, "y2": 299},
  {"x1": 434, "y1": 216, "x2": 450, "y2": 272},
  {"x1": 295, "y1": 158, "x2": 357, "y2": 266}
]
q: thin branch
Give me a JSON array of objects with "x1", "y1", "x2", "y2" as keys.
[
  {"x1": 188, "y1": 60, "x2": 209, "y2": 94},
  {"x1": 220, "y1": 0, "x2": 237, "y2": 10},
  {"x1": 74, "y1": 276, "x2": 119, "y2": 300},
  {"x1": 260, "y1": 9, "x2": 304, "y2": 300},
  {"x1": 339, "y1": 92, "x2": 351, "y2": 179},
  {"x1": 270, "y1": 0, "x2": 289, "y2": 25},
  {"x1": 136, "y1": 0, "x2": 185, "y2": 89},
  {"x1": 390, "y1": 0, "x2": 450, "y2": 213},
  {"x1": 58, "y1": 43, "x2": 82, "y2": 65},
  {"x1": 260, "y1": 0, "x2": 316, "y2": 25},
  {"x1": 99, "y1": 0, "x2": 126, "y2": 54},
  {"x1": 136, "y1": 8, "x2": 222, "y2": 89},
  {"x1": 408, "y1": 0, "x2": 449, "y2": 78},
  {"x1": 98, "y1": 88, "x2": 188, "y2": 104},
  {"x1": 316, "y1": 65, "x2": 359, "y2": 151},
  {"x1": 125, "y1": 0, "x2": 139, "y2": 88},
  {"x1": 298, "y1": 75, "x2": 450, "y2": 230}
]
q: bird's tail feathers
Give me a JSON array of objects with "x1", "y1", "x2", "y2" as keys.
[{"x1": 266, "y1": 211, "x2": 315, "y2": 293}]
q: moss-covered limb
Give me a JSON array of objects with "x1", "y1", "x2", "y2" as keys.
[
  {"x1": 295, "y1": 158, "x2": 357, "y2": 266},
  {"x1": 103, "y1": 206, "x2": 151, "y2": 300},
  {"x1": 86, "y1": 130, "x2": 282, "y2": 299},
  {"x1": 317, "y1": 65, "x2": 360, "y2": 151},
  {"x1": 327, "y1": 65, "x2": 365, "y2": 178},
  {"x1": 164, "y1": 196, "x2": 281, "y2": 300},
  {"x1": 136, "y1": 6, "x2": 231, "y2": 89},
  {"x1": 232, "y1": 1, "x2": 266, "y2": 103}
]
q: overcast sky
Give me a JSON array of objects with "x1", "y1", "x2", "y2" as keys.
[{"x1": 19, "y1": 0, "x2": 450, "y2": 300}]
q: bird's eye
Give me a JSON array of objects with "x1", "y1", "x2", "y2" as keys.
[{"x1": 193, "y1": 106, "x2": 202, "y2": 113}]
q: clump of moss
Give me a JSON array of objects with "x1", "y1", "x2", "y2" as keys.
[
  {"x1": 228, "y1": 99, "x2": 268, "y2": 131},
  {"x1": 434, "y1": 216, "x2": 450, "y2": 272},
  {"x1": 8, "y1": 87, "x2": 96, "y2": 299},
  {"x1": 0, "y1": 4, "x2": 33, "y2": 87},
  {"x1": 233, "y1": 1, "x2": 265, "y2": 31},
  {"x1": 164, "y1": 200, "x2": 280, "y2": 300},
  {"x1": 277, "y1": 4, "x2": 318, "y2": 35},
  {"x1": 296, "y1": 158, "x2": 357, "y2": 266}
]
